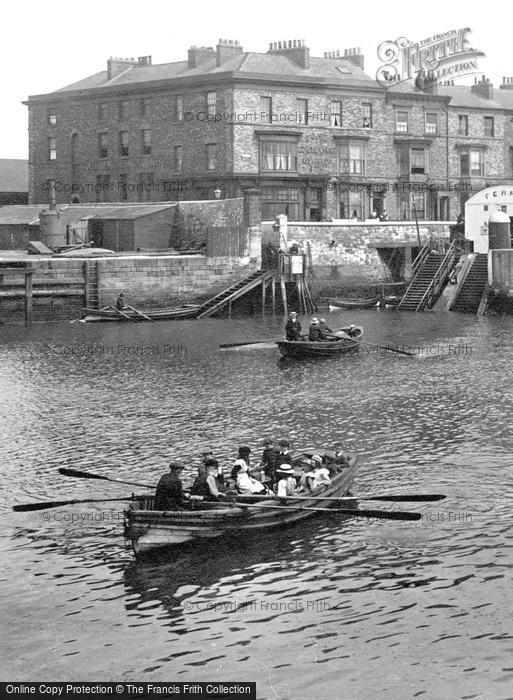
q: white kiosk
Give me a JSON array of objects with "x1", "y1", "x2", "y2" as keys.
[{"x1": 464, "y1": 185, "x2": 513, "y2": 253}]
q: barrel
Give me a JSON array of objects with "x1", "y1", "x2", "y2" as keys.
[{"x1": 488, "y1": 211, "x2": 511, "y2": 249}]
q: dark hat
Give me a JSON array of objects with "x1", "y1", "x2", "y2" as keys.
[
  {"x1": 169, "y1": 461, "x2": 184, "y2": 471},
  {"x1": 278, "y1": 438, "x2": 290, "y2": 447},
  {"x1": 204, "y1": 458, "x2": 219, "y2": 468},
  {"x1": 262, "y1": 437, "x2": 274, "y2": 446},
  {"x1": 238, "y1": 445, "x2": 251, "y2": 454}
]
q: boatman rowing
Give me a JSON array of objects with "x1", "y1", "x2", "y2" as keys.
[{"x1": 285, "y1": 311, "x2": 302, "y2": 341}]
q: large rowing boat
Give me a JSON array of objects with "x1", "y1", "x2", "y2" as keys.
[
  {"x1": 276, "y1": 326, "x2": 363, "y2": 359},
  {"x1": 82, "y1": 305, "x2": 199, "y2": 322},
  {"x1": 327, "y1": 295, "x2": 381, "y2": 310},
  {"x1": 124, "y1": 454, "x2": 359, "y2": 555}
]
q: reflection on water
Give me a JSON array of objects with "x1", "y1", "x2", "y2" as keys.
[{"x1": 2, "y1": 310, "x2": 513, "y2": 697}]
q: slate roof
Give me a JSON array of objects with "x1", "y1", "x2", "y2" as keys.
[
  {"x1": 0, "y1": 203, "x2": 175, "y2": 226},
  {"x1": 0, "y1": 160, "x2": 28, "y2": 192}
]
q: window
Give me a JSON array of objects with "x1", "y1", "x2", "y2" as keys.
[
  {"x1": 399, "y1": 192, "x2": 426, "y2": 220},
  {"x1": 484, "y1": 116, "x2": 495, "y2": 137},
  {"x1": 396, "y1": 110, "x2": 409, "y2": 132},
  {"x1": 137, "y1": 172, "x2": 154, "y2": 201},
  {"x1": 140, "y1": 98, "x2": 151, "y2": 117},
  {"x1": 338, "y1": 142, "x2": 366, "y2": 174},
  {"x1": 119, "y1": 131, "x2": 129, "y2": 156},
  {"x1": 425, "y1": 113, "x2": 438, "y2": 134},
  {"x1": 330, "y1": 100, "x2": 342, "y2": 127},
  {"x1": 47, "y1": 111, "x2": 57, "y2": 126},
  {"x1": 460, "y1": 149, "x2": 484, "y2": 176},
  {"x1": 141, "y1": 129, "x2": 151, "y2": 155},
  {"x1": 174, "y1": 145, "x2": 183, "y2": 172},
  {"x1": 119, "y1": 100, "x2": 129, "y2": 120},
  {"x1": 411, "y1": 148, "x2": 426, "y2": 174},
  {"x1": 340, "y1": 189, "x2": 366, "y2": 220},
  {"x1": 98, "y1": 103, "x2": 107, "y2": 121},
  {"x1": 48, "y1": 137, "x2": 56, "y2": 161},
  {"x1": 95, "y1": 174, "x2": 111, "y2": 202},
  {"x1": 206, "y1": 143, "x2": 216, "y2": 170},
  {"x1": 98, "y1": 132, "x2": 108, "y2": 158},
  {"x1": 458, "y1": 115, "x2": 469, "y2": 136},
  {"x1": 262, "y1": 187, "x2": 299, "y2": 220},
  {"x1": 207, "y1": 91, "x2": 216, "y2": 118},
  {"x1": 362, "y1": 103, "x2": 372, "y2": 128},
  {"x1": 176, "y1": 96, "x2": 183, "y2": 121},
  {"x1": 261, "y1": 96, "x2": 272, "y2": 123},
  {"x1": 260, "y1": 140, "x2": 298, "y2": 171},
  {"x1": 118, "y1": 173, "x2": 128, "y2": 201},
  {"x1": 297, "y1": 98, "x2": 308, "y2": 125}
]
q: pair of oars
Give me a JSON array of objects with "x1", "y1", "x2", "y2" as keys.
[{"x1": 12, "y1": 467, "x2": 445, "y2": 522}]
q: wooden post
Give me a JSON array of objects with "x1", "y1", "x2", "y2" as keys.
[
  {"x1": 25, "y1": 269, "x2": 33, "y2": 327},
  {"x1": 280, "y1": 278, "x2": 288, "y2": 317},
  {"x1": 228, "y1": 299, "x2": 232, "y2": 318},
  {"x1": 272, "y1": 276, "x2": 276, "y2": 315},
  {"x1": 261, "y1": 277, "x2": 266, "y2": 315}
]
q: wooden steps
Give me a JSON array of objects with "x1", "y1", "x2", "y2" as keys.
[
  {"x1": 449, "y1": 254, "x2": 488, "y2": 314},
  {"x1": 397, "y1": 252, "x2": 446, "y2": 311},
  {"x1": 196, "y1": 270, "x2": 275, "y2": 319}
]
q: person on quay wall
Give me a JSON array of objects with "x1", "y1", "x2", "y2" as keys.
[
  {"x1": 116, "y1": 293, "x2": 127, "y2": 311},
  {"x1": 285, "y1": 311, "x2": 302, "y2": 341},
  {"x1": 379, "y1": 210, "x2": 389, "y2": 222},
  {"x1": 154, "y1": 462, "x2": 187, "y2": 510},
  {"x1": 275, "y1": 464, "x2": 297, "y2": 501}
]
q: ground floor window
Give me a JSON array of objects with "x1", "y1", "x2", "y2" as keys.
[
  {"x1": 262, "y1": 186, "x2": 300, "y2": 220},
  {"x1": 340, "y1": 189, "x2": 367, "y2": 219},
  {"x1": 399, "y1": 191, "x2": 426, "y2": 220}
]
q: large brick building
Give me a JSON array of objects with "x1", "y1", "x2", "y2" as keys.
[{"x1": 24, "y1": 39, "x2": 513, "y2": 221}]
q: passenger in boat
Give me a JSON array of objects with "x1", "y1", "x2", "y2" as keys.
[
  {"x1": 285, "y1": 311, "x2": 302, "y2": 341},
  {"x1": 190, "y1": 464, "x2": 209, "y2": 498},
  {"x1": 154, "y1": 462, "x2": 186, "y2": 510},
  {"x1": 230, "y1": 458, "x2": 247, "y2": 483},
  {"x1": 346, "y1": 324, "x2": 359, "y2": 338},
  {"x1": 201, "y1": 447, "x2": 224, "y2": 486},
  {"x1": 275, "y1": 464, "x2": 297, "y2": 500},
  {"x1": 308, "y1": 318, "x2": 323, "y2": 341},
  {"x1": 205, "y1": 461, "x2": 227, "y2": 500},
  {"x1": 303, "y1": 455, "x2": 331, "y2": 491},
  {"x1": 236, "y1": 462, "x2": 270, "y2": 495},
  {"x1": 238, "y1": 445, "x2": 252, "y2": 466},
  {"x1": 116, "y1": 293, "x2": 127, "y2": 311},
  {"x1": 260, "y1": 437, "x2": 279, "y2": 484},
  {"x1": 275, "y1": 438, "x2": 293, "y2": 466},
  {"x1": 319, "y1": 318, "x2": 333, "y2": 334},
  {"x1": 328, "y1": 442, "x2": 350, "y2": 473}
]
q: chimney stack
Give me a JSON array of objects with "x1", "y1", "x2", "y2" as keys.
[
  {"x1": 500, "y1": 76, "x2": 513, "y2": 90},
  {"x1": 342, "y1": 47, "x2": 364, "y2": 71},
  {"x1": 107, "y1": 56, "x2": 138, "y2": 80},
  {"x1": 267, "y1": 39, "x2": 310, "y2": 69},
  {"x1": 471, "y1": 75, "x2": 494, "y2": 99},
  {"x1": 137, "y1": 55, "x2": 152, "y2": 66},
  {"x1": 188, "y1": 45, "x2": 215, "y2": 69},
  {"x1": 216, "y1": 39, "x2": 243, "y2": 66}
]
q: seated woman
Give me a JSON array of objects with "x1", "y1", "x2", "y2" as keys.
[
  {"x1": 236, "y1": 461, "x2": 270, "y2": 495},
  {"x1": 275, "y1": 464, "x2": 297, "y2": 500},
  {"x1": 303, "y1": 455, "x2": 331, "y2": 491}
]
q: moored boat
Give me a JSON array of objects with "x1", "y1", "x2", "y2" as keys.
[
  {"x1": 124, "y1": 454, "x2": 359, "y2": 554},
  {"x1": 82, "y1": 305, "x2": 199, "y2": 322},
  {"x1": 276, "y1": 325, "x2": 363, "y2": 358},
  {"x1": 328, "y1": 296, "x2": 381, "y2": 310}
]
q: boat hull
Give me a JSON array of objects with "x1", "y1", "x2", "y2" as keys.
[
  {"x1": 82, "y1": 306, "x2": 199, "y2": 322},
  {"x1": 277, "y1": 326, "x2": 362, "y2": 358},
  {"x1": 125, "y1": 455, "x2": 358, "y2": 554},
  {"x1": 328, "y1": 296, "x2": 380, "y2": 310}
]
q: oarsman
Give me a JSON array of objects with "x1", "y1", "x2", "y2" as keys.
[
  {"x1": 285, "y1": 311, "x2": 302, "y2": 341},
  {"x1": 116, "y1": 293, "x2": 126, "y2": 311},
  {"x1": 154, "y1": 462, "x2": 187, "y2": 510}
]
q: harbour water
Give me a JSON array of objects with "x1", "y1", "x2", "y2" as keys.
[{"x1": 1, "y1": 309, "x2": 513, "y2": 699}]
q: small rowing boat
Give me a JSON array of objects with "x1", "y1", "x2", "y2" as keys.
[
  {"x1": 328, "y1": 296, "x2": 381, "y2": 310},
  {"x1": 82, "y1": 305, "x2": 199, "y2": 322},
  {"x1": 124, "y1": 453, "x2": 359, "y2": 554},
  {"x1": 276, "y1": 325, "x2": 363, "y2": 359}
]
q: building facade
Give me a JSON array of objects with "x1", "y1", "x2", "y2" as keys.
[{"x1": 24, "y1": 41, "x2": 513, "y2": 221}]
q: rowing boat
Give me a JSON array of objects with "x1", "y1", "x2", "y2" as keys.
[
  {"x1": 328, "y1": 296, "x2": 381, "y2": 310},
  {"x1": 124, "y1": 454, "x2": 359, "y2": 554},
  {"x1": 276, "y1": 325, "x2": 363, "y2": 359},
  {"x1": 81, "y1": 305, "x2": 199, "y2": 322}
]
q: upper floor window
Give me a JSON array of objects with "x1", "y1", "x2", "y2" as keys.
[
  {"x1": 396, "y1": 110, "x2": 409, "y2": 133},
  {"x1": 411, "y1": 148, "x2": 426, "y2": 174},
  {"x1": 176, "y1": 96, "x2": 184, "y2": 121},
  {"x1": 261, "y1": 96, "x2": 272, "y2": 123},
  {"x1": 458, "y1": 115, "x2": 469, "y2": 136},
  {"x1": 47, "y1": 111, "x2": 57, "y2": 126},
  {"x1": 118, "y1": 100, "x2": 129, "y2": 120},
  {"x1": 338, "y1": 142, "x2": 366, "y2": 174},
  {"x1": 425, "y1": 112, "x2": 438, "y2": 134},
  {"x1": 98, "y1": 132, "x2": 108, "y2": 159},
  {"x1": 119, "y1": 131, "x2": 129, "y2": 157},
  {"x1": 48, "y1": 137, "x2": 56, "y2": 161},
  {"x1": 98, "y1": 103, "x2": 108, "y2": 121},
  {"x1": 140, "y1": 98, "x2": 151, "y2": 117},
  {"x1": 141, "y1": 129, "x2": 151, "y2": 155},
  {"x1": 206, "y1": 143, "x2": 216, "y2": 170},
  {"x1": 460, "y1": 149, "x2": 484, "y2": 176},
  {"x1": 118, "y1": 173, "x2": 128, "y2": 202},
  {"x1": 362, "y1": 103, "x2": 372, "y2": 128},
  {"x1": 207, "y1": 91, "x2": 216, "y2": 117},
  {"x1": 260, "y1": 140, "x2": 298, "y2": 172},
  {"x1": 297, "y1": 98, "x2": 308, "y2": 125},
  {"x1": 174, "y1": 145, "x2": 183, "y2": 172},
  {"x1": 330, "y1": 100, "x2": 342, "y2": 127},
  {"x1": 484, "y1": 116, "x2": 495, "y2": 137}
]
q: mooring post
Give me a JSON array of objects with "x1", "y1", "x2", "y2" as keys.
[
  {"x1": 261, "y1": 277, "x2": 266, "y2": 315},
  {"x1": 25, "y1": 269, "x2": 33, "y2": 327},
  {"x1": 271, "y1": 276, "x2": 276, "y2": 315}
]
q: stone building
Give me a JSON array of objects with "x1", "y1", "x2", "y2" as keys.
[{"x1": 24, "y1": 41, "x2": 513, "y2": 221}]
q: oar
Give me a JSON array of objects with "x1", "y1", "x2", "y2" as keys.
[
  {"x1": 126, "y1": 304, "x2": 154, "y2": 322},
  {"x1": 237, "y1": 501, "x2": 421, "y2": 521},
  {"x1": 113, "y1": 305, "x2": 137, "y2": 323},
  {"x1": 233, "y1": 493, "x2": 445, "y2": 503},
  {"x1": 58, "y1": 467, "x2": 153, "y2": 489},
  {"x1": 359, "y1": 340, "x2": 416, "y2": 357},
  {"x1": 13, "y1": 496, "x2": 142, "y2": 512},
  {"x1": 220, "y1": 338, "x2": 281, "y2": 349}
]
